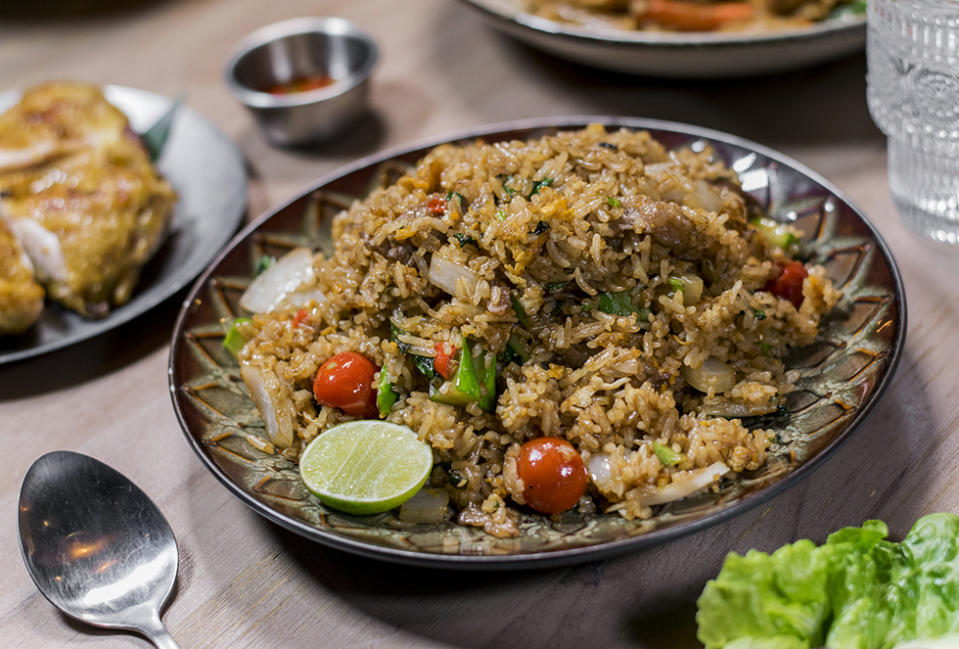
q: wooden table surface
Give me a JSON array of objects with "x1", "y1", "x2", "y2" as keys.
[{"x1": 1, "y1": 1, "x2": 957, "y2": 648}]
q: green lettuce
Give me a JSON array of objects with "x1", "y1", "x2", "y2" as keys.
[{"x1": 696, "y1": 514, "x2": 959, "y2": 649}]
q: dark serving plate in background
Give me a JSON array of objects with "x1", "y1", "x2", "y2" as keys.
[
  {"x1": 168, "y1": 116, "x2": 905, "y2": 568},
  {"x1": 0, "y1": 86, "x2": 247, "y2": 365}
]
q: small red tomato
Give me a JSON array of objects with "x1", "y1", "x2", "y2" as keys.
[
  {"x1": 426, "y1": 196, "x2": 447, "y2": 214},
  {"x1": 312, "y1": 352, "x2": 379, "y2": 417},
  {"x1": 516, "y1": 437, "x2": 588, "y2": 514},
  {"x1": 765, "y1": 261, "x2": 808, "y2": 308},
  {"x1": 434, "y1": 342, "x2": 454, "y2": 380},
  {"x1": 292, "y1": 308, "x2": 308, "y2": 328}
]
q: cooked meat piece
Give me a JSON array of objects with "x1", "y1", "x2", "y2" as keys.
[
  {"x1": 620, "y1": 195, "x2": 713, "y2": 257},
  {"x1": 488, "y1": 283, "x2": 511, "y2": 315},
  {"x1": 0, "y1": 82, "x2": 129, "y2": 173},
  {"x1": 0, "y1": 219, "x2": 44, "y2": 334},
  {"x1": 0, "y1": 83, "x2": 176, "y2": 318}
]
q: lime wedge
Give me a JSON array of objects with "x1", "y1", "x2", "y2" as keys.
[{"x1": 299, "y1": 421, "x2": 433, "y2": 515}]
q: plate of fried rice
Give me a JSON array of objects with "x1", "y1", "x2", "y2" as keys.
[
  {"x1": 169, "y1": 117, "x2": 903, "y2": 567},
  {"x1": 458, "y1": 0, "x2": 865, "y2": 77}
]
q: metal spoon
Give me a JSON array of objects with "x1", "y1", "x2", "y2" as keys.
[{"x1": 18, "y1": 451, "x2": 181, "y2": 649}]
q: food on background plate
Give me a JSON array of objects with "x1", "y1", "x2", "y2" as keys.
[
  {"x1": 0, "y1": 219, "x2": 44, "y2": 334},
  {"x1": 526, "y1": 0, "x2": 866, "y2": 33},
  {"x1": 266, "y1": 74, "x2": 336, "y2": 95},
  {"x1": 232, "y1": 124, "x2": 839, "y2": 537},
  {"x1": 697, "y1": 513, "x2": 959, "y2": 649},
  {"x1": 0, "y1": 82, "x2": 176, "y2": 323}
]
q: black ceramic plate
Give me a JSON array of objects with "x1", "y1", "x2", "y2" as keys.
[
  {"x1": 0, "y1": 85, "x2": 247, "y2": 365},
  {"x1": 169, "y1": 117, "x2": 905, "y2": 568}
]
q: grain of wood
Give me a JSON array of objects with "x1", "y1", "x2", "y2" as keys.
[{"x1": 0, "y1": 1, "x2": 956, "y2": 648}]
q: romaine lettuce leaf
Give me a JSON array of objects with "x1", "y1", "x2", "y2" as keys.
[{"x1": 697, "y1": 514, "x2": 959, "y2": 649}]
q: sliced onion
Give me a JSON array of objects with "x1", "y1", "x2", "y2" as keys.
[
  {"x1": 587, "y1": 452, "x2": 612, "y2": 491},
  {"x1": 239, "y1": 247, "x2": 315, "y2": 314},
  {"x1": 682, "y1": 357, "x2": 736, "y2": 394},
  {"x1": 398, "y1": 488, "x2": 449, "y2": 523},
  {"x1": 638, "y1": 461, "x2": 730, "y2": 506},
  {"x1": 671, "y1": 272, "x2": 704, "y2": 306},
  {"x1": 240, "y1": 364, "x2": 295, "y2": 448},
  {"x1": 427, "y1": 254, "x2": 479, "y2": 296},
  {"x1": 689, "y1": 179, "x2": 722, "y2": 213},
  {"x1": 279, "y1": 288, "x2": 327, "y2": 311}
]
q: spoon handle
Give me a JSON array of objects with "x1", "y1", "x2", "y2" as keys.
[{"x1": 137, "y1": 611, "x2": 182, "y2": 649}]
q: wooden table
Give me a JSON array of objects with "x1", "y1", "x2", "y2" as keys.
[{"x1": 1, "y1": 1, "x2": 956, "y2": 648}]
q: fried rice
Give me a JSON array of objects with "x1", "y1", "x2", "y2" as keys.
[{"x1": 237, "y1": 124, "x2": 840, "y2": 538}]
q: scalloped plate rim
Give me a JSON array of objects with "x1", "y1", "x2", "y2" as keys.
[{"x1": 168, "y1": 116, "x2": 906, "y2": 569}]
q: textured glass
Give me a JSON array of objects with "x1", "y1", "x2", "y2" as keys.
[{"x1": 867, "y1": 0, "x2": 959, "y2": 244}]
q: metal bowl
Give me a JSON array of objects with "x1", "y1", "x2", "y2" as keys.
[{"x1": 224, "y1": 17, "x2": 378, "y2": 146}]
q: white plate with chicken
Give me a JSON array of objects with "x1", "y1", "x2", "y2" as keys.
[
  {"x1": 458, "y1": 0, "x2": 866, "y2": 77},
  {"x1": 0, "y1": 83, "x2": 246, "y2": 364}
]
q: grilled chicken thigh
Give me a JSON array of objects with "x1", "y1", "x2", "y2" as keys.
[
  {"x1": 0, "y1": 83, "x2": 176, "y2": 319},
  {"x1": 0, "y1": 219, "x2": 44, "y2": 334}
]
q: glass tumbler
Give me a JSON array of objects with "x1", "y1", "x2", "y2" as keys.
[{"x1": 866, "y1": 1, "x2": 959, "y2": 244}]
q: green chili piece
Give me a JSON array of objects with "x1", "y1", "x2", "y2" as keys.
[
  {"x1": 222, "y1": 318, "x2": 251, "y2": 357},
  {"x1": 454, "y1": 335, "x2": 481, "y2": 401},
  {"x1": 376, "y1": 370, "x2": 398, "y2": 417},
  {"x1": 652, "y1": 442, "x2": 683, "y2": 467},
  {"x1": 511, "y1": 294, "x2": 531, "y2": 327}
]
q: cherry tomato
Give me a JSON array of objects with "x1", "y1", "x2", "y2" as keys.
[
  {"x1": 426, "y1": 196, "x2": 447, "y2": 214},
  {"x1": 516, "y1": 437, "x2": 588, "y2": 514},
  {"x1": 292, "y1": 308, "x2": 308, "y2": 328},
  {"x1": 434, "y1": 342, "x2": 454, "y2": 380},
  {"x1": 765, "y1": 261, "x2": 808, "y2": 308},
  {"x1": 312, "y1": 352, "x2": 379, "y2": 417}
]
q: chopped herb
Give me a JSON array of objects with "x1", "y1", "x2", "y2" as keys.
[
  {"x1": 607, "y1": 197, "x2": 622, "y2": 208},
  {"x1": 413, "y1": 355, "x2": 437, "y2": 379},
  {"x1": 598, "y1": 142, "x2": 618, "y2": 151},
  {"x1": 668, "y1": 277, "x2": 685, "y2": 294},
  {"x1": 752, "y1": 307, "x2": 767, "y2": 320},
  {"x1": 751, "y1": 216, "x2": 800, "y2": 252},
  {"x1": 530, "y1": 220, "x2": 550, "y2": 236},
  {"x1": 776, "y1": 403, "x2": 790, "y2": 417},
  {"x1": 581, "y1": 302, "x2": 593, "y2": 313},
  {"x1": 389, "y1": 322, "x2": 411, "y2": 354},
  {"x1": 597, "y1": 291, "x2": 640, "y2": 317},
  {"x1": 564, "y1": 267, "x2": 575, "y2": 275},
  {"x1": 222, "y1": 318, "x2": 251, "y2": 357},
  {"x1": 652, "y1": 442, "x2": 683, "y2": 467},
  {"x1": 760, "y1": 342, "x2": 772, "y2": 357},
  {"x1": 496, "y1": 210, "x2": 507, "y2": 221},
  {"x1": 452, "y1": 233, "x2": 479, "y2": 248},
  {"x1": 499, "y1": 175, "x2": 516, "y2": 199},
  {"x1": 510, "y1": 294, "x2": 531, "y2": 327},
  {"x1": 545, "y1": 280, "x2": 570, "y2": 292},
  {"x1": 829, "y1": 0, "x2": 866, "y2": 17},
  {"x1": 503, "y1": 331, "x2": 530, "y2": 364},
  {"x1": 376, "y1": 370, "x2": 398, "y2": 417},
  {"x1": 392, "y1": 322, "x2": 437, "y2": 377},
  {"x1": 254, "y1": 255, "x2": 275, "y2": 276},
  {"x1": 529, "y1": 177, "x2": 554, "y2": 197},
  {"x1": 445, "y1": 191, "x2": 467, "y2": 209},
  {"x1": 447, "y1": 468, "x2": 466, "y2": 487}
]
